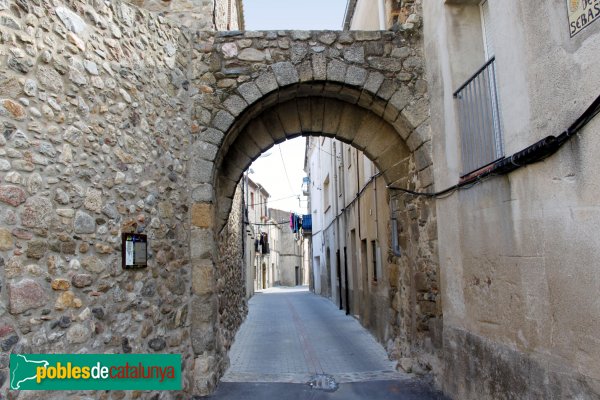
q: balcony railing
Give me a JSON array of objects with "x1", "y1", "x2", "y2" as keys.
[{"x1": 454, "y1": 57, "x2": 504, "y2": 176}]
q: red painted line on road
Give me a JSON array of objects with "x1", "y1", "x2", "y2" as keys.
[{"x1": 285, "y1": 297, "x2": 324, "y2": 375}]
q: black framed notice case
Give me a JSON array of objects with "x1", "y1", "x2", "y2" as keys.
[{"x1": 121, "y1": 233, "x2": 147, "y2": 269}]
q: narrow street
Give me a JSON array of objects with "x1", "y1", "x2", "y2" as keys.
[{"x1": 209, "y1": 287, "x2": 448, "y2": 399}]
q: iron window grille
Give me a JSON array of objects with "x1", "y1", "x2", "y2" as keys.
[{"x1": 454, "y1": 56, "x2": 504, "y2": 176}]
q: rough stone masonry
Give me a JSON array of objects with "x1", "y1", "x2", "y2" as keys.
[{"x1": 0, "y1": 0, "x2": 437, "y2": 397}]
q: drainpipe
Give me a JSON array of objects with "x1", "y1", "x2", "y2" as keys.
[{"x1": 378, "y1": 0, "x2": 386, "y2": 30}]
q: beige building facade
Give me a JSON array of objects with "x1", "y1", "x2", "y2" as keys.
[{"x1": 424, "y1": 2, "x2": 600, "y2": 398}]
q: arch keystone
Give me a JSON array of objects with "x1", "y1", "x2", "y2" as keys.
[
  {"x1": 327, "y1": 59, "x2": 347, "y2": 83},
  {"x1": 311, "y1": 53, "x2": 326, "y2": 80},
  {"x1": 298, "y1": 60, "x2": 313, "y2": 82}
]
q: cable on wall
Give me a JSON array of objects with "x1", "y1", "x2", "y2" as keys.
[{"x1": 387, "y1": 93, "x2": 600, "y2": 198}]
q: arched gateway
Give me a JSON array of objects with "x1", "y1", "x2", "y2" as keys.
[
  {"x1": 0, "y1": 0, "x2": 439, "y2": 396},
  {"x1": 188, "y1": 30, "x2": 438, "y2": 394}
]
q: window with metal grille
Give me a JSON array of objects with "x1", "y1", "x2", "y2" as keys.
[{"x1": 454, "y1": 0, "x2": 504, "y2": 176}]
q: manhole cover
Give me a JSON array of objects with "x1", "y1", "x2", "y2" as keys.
[{"x1": 307, "y1": 374, "x2": 339, "y2": 392}]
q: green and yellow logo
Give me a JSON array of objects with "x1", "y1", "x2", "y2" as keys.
[{"x1": 10, "y1": 354, "x2": 181, "y2": 390}]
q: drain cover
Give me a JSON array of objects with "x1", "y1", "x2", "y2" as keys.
[{"x1": 307, "y1": 374, "x2": 339, "y2": 392}]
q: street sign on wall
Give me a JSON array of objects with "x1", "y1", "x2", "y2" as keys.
[{"x1": 568, "y1": 0, "x2": 600, "y2": 36}]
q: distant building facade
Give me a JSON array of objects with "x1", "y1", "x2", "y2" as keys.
[
  {"x1": 305, "y1": 136, "x2": 392, "y2": 336},
  {"x1": 244, "y1": 177, "x2": 272, "y2": 291},
  {"x1": 269, "y1": 208, "x2": 305, "y2": 287}
]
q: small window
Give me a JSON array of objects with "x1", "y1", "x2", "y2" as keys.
[
  {"x1": 251, "y1": 192, "x2": 254, "y2": 209},
  {"x1": 371, "y1": 240, "x2": 378, "y2": 282},
  {"x1": 453, "y1": 0, "x2": 503, "y2": 175}
]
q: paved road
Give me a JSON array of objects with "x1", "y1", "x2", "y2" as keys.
[{"x1": 209, "y1": 287, "x2": 449, "y2": 399}]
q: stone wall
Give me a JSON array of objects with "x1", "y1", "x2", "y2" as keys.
[
  {"x1": 0, "y1": 0, "x2": 195, "y2": 396},
  {"x1": 215, "y1": 184, "x2": 247, "y2": 386},
  {"x1": 424, "y1": 0, "x2": 600, "y2": 398},
  {"x1": 214, "y1": 0, "x2": 242, "y2": 31},
  {"x1": 387, "y1": 193, "x2": 440, "y2": 376},
  {"x1": 269, "y1": 208, "x2": 301, "y2": 287}
]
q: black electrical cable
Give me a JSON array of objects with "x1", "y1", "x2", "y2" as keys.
[{"x1": 388, "y1": 93, "x2": 600, "y2": 197}]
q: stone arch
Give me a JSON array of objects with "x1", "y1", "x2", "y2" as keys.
[
  {"x1": 195, "y1": 71, "x2": 432, "y2": 230},
  {"x1": 215, "y1": 94, "x2": 401, "y2": 227},
  {"x1": 187, "y1": 30, "x2": 437, "y2": 396}
]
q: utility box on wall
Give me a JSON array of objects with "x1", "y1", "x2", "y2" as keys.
[{"x1": 121, "y1": 233, "x2": 148, "y2": 269}]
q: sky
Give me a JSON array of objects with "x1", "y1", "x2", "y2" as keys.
[
  {"x1": 243, "y1": 0, "x2": 347, "y2": 30},
  {"x1": 243, "y1": 0, "x2": 347, "y2": 214}
]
